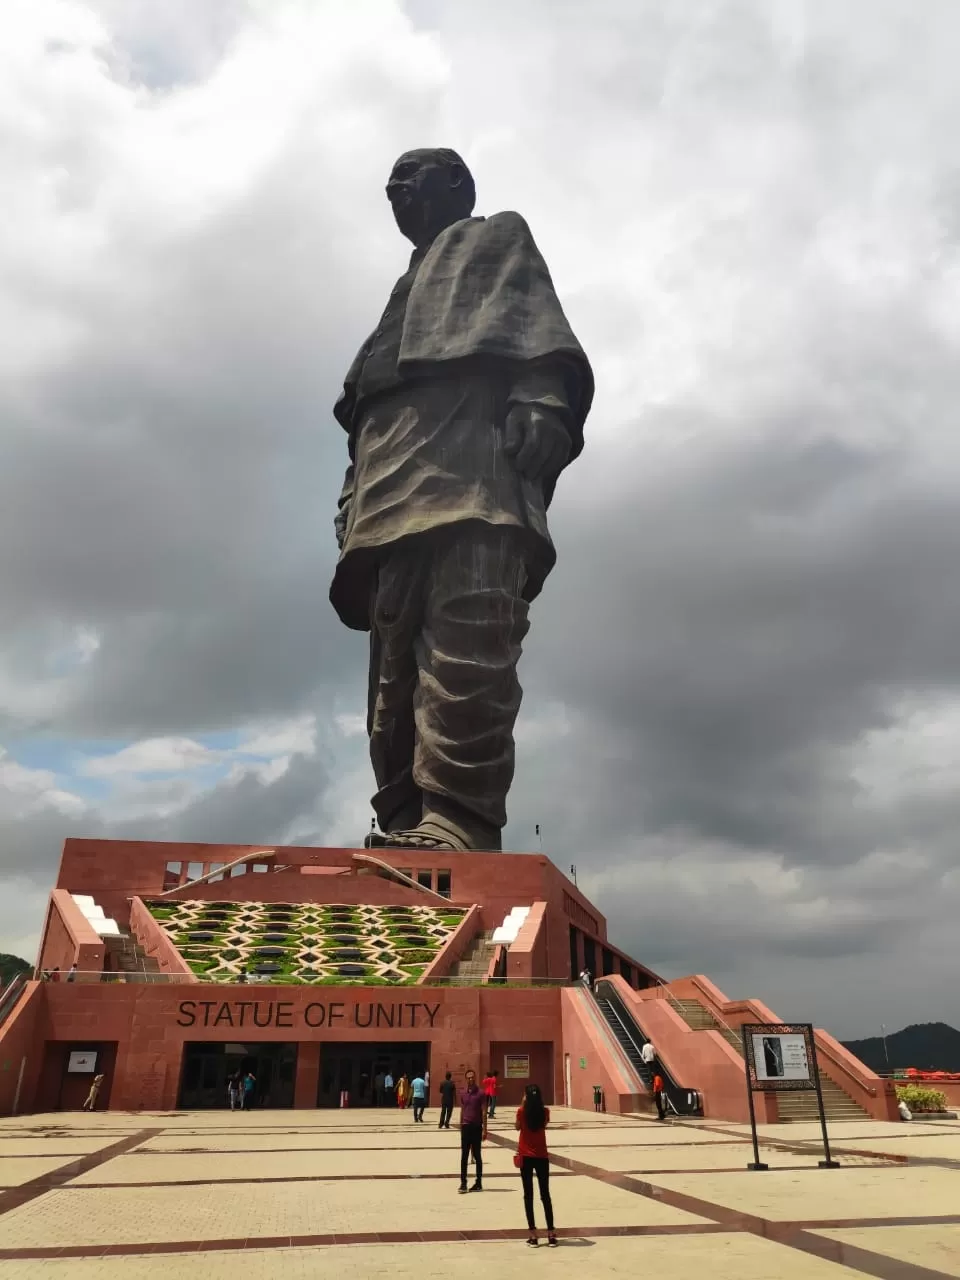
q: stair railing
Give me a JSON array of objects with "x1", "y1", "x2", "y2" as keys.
[{"x1": 0, "y1": 973, "x2": 28, "y2": 1030}]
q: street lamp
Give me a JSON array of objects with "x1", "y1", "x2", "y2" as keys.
[{"x1": 881, "y1": 1023, "x2": 890, "y2": 1070}]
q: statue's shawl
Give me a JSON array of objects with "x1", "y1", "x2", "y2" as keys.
[{"x1": 334, "y1": 211, "x2": 594, "y2": 451}]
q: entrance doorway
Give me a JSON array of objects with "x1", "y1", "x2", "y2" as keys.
[
  {"x1": 318, "y1": 1042, "x2": 429, "y2": 1108},
  {"x1": 178, "y1": 1042, "x2": 297, "y2": 1109}
]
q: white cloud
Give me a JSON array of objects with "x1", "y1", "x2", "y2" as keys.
[
  {"x1": 235, "y1": 714, "x2": 316, "y2": 758},
  {"x1": 78, "y1": 735, "x2": 219, "y2": 776},
  {"x1": 0, "y1": 749, "x2": 85, "y2": 819}
]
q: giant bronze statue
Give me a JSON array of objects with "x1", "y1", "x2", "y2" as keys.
[{"x1": 331, "y1": 149, "x2": 593, "y2": 852}]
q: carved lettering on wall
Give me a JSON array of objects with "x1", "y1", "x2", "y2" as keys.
[{"x1": 175, "y1": 1000, "x2": 441, "y2": 1031}]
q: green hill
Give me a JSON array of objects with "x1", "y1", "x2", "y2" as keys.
[
  {"x1": 0, "y1": 954, "x2": 31, "y2": 987},
  {"x1": 844, "y1": 1022, "x2": 960, "y2": 1073}
]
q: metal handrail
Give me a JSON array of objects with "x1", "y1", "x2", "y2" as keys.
[{"x1": 0, "y1": 973, "x2": 28, "y2": 1027}]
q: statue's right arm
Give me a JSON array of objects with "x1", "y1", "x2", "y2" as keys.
[{"x1": 334, "y1": 462, "x2": 354, "y2": 550}]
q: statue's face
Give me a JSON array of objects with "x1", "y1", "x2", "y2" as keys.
[{"x1": 386, "y1": 149, "x2": 465, "y2": 245}]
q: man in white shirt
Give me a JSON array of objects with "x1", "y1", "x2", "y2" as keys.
[{"x1": 641, "y1": 1042, "x2": 656, "y2": 1067}]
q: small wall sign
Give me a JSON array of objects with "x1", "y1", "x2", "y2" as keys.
[{"x1": 503, "y1": 1054, "x2": 530, "y2": 1079}]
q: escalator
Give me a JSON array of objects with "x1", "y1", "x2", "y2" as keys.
[{"x1": 594, "y1": 979, "x2": 702, "y2": 1116}]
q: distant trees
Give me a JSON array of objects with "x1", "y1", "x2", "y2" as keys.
[{"x1": 0, "y1": 954, "x2": 31, "y2": 986}]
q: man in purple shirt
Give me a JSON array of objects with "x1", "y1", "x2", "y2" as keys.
[{"x1": 458, "y1": 1069, "x2": 488, "y2": 1192}]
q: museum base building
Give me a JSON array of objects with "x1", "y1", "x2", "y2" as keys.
[{"x1": 0, "y1": 840, "x2": 897, "y2": 1122}]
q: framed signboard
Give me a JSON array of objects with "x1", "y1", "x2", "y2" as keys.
[
  {"x1": 739, "y1": 1022, "x2": 837, "y2": 1171},
  {"x1": 503, "y1": 1054, "x2": 530, "y2": 1079},
  {"x1": 67, "y1": 1050, "x2": 97, "y2": 1074}
]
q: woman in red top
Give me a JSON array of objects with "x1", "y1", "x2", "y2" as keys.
[{"x1": 515, "y1": 1083, "x2": 556, "y2": 1247}]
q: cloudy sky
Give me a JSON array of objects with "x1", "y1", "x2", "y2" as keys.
[{"x1": 2, "y1": 0, "x2": 959, "y2": 1038}]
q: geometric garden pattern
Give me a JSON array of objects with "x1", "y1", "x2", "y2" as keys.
[{"x1": 146, "y1": 899, "x2": 467, "y2": 986}]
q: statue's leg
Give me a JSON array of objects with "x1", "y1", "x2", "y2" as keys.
[
  {"x1": 367, "y1": 554, "x2": 424, "y2": 834},
  {"x1": 411, "y1": 524, "x2": 531, "y2": 851}
]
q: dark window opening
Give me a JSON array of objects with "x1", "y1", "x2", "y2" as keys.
[
  {"x1": 416, "y1": 869, "x2": 432, "y2": 890},
  {"x1": 620, "y1": 958, "x2": 633, "y2": 987},
  {"x1": 436, "y1": 870, "x2": 452, "y2": 898},
  {"x1": 569, "y1": 924, "x2": 580, "y2": 979},
  {"x1": 583, "y1": 936, "x2": 596, "y2": 976}
]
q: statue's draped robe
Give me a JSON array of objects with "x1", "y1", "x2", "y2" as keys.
[
  {"x1": 329, "y1": 211, "x2": 593, "y2": 843},
  {"x1": 330, "y1": 211, "x2": 594, "y2": 631}
]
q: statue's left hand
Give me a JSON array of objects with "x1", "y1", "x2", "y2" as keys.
[{"x1": 504, "y1": 404, "x2": 571, "y2": 483}]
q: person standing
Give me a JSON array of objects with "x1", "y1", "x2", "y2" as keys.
[
  {"x1": 458, "y1": 1069, "x2": 487, "y2": 1193},
  {"x1": 383, "y1": 1070, "x2": 395, "y2": 1107},
  {"x1": 396, "y1": 1073, "x2": 410, "y2": 1109},
  {"x1": 482, "y1": 1068, "x2": 499, "y2": 1118},
  {"x1": 437, "y1": 1071, "x2": 456, "y2": 1129},
  {"x1": 516, "y1": 1083, "x2": 556, "y2": 1247},
  {"x1": 242, "y1": 1070, "x2": 256, "y2": 1111},
  {"x1": 373, "y1": 1070, "x2": 386, "y2": 1107},
  {"x1": 50, "y1": 967, "x2": 61, "y2": 983},
  {"x1": 641, "y1": 1041, "x2": 656, "y2": 1069},
  {"x1": 82, "y1": 1073, "x2": 105, "y2": 1112},
  {"x1": 411, "y1": 1071, "x2": 427, "y2": 1122},
  {"x1": 227, "y1": 1071, "x2": 241, "y2": 1111},
  {"x1": 66, "y1": 963, "x2": 78, "y2": 983},
  {"x1": 652, "y1": 1072, "x2": 666, "y2": 1121}
]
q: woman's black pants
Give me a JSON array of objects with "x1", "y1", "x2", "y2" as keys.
[{"x1": 520, "y1": 1156, "x2": 554, "y2": 1230}]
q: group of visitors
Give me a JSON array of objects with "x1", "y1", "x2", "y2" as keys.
[
  {"x1": 226, "y1": 1070, "x2": 257, "y2": 1111},
  {"x1": 41, "y1": 964, "x2": 78, "y2": 982},
  {"x1": 370, "y1": 1068, "x2": 431, "y2": 1113}
]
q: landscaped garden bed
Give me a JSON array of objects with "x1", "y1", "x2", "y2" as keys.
[{"x1": 146, "y1": 900, "x2": 467, "y2": 985}]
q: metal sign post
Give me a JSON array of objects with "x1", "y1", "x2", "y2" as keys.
[
  {"x1": 740, "y1": 1022, "x2": 840, "y2": 1171},
  {"x1": 808, "y1": 1031, "x2": 840, "y2": 1168}
]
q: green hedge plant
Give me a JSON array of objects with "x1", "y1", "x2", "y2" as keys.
[{"x1": 896, "y1": 1085, "x2": 948, "y2": 1112}]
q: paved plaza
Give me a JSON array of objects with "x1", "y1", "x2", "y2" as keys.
[{"x1": 0, "y1": 1106, "x2": 956, "y2": 1276}]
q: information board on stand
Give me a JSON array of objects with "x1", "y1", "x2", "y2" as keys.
[{"x1": 739, "y1": 1022, "x2": 839, "y2": 1171}]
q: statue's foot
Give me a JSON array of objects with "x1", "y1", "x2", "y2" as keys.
[
  {"x1": 364, "y1": 821, "x2": 470, "y2": 852},
  {"x1": 365, "y1": 794, "x2": 502, "y2": 852}
]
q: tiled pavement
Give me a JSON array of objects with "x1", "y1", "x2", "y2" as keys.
[{"x1": 0, "y1": 1108, "x2": 956, "y2": 1276}]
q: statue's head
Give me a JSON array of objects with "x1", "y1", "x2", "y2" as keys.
[{"x1": 386, "y1": 148, "x2": 476, "y2": 247}]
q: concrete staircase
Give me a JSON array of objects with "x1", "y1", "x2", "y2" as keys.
[
  {"x1": 448, "y1": 932, "x2": 496, "y2": 985},
  {"x1": 668, "y1": 995, "x2": 868, "y2": 1121},
  {"x1": 669, "y1": 996, "x2": 743, "y2": 1052},
  {"x1": 104, "y1": 933, "x2": 164, "y2": 983},
  {"x1": 775, "y1": 1075, "x2": 869, "y2": 1122}
]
